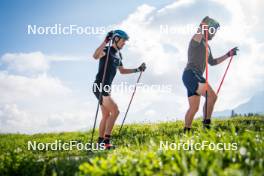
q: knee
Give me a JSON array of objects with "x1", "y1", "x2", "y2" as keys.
[
  {"x1": 210, "y1": 93, "x2": 217, "y2": 103},
  {"x1": 111, "y1": 106, "x2": 120, "y2": 117},
  {"x1": 102, "y1": 112, "x2": 110, "y2": 120},
  {"x1": 189, "y1": 105, "x2": 199, "y2": 114},
  {"x1": 115, "y1": 109, "x2": 120, "y2": 116},
  {"x1": 214, "y1": 94, "x2": 218, "y2": 102}
]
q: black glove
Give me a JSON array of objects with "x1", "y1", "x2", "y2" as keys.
[
  {"x1": 104, "y1": 31, "x2": 114, "y2": 43},
  {"x1": 226, "y1": 47, "x2": 239, "y2": 57},
  {"x1": 138, "y1": 63, "x2": 146, "y2": 72}
]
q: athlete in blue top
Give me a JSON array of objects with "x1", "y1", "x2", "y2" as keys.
[{"x1": 93, "y1": 30, "x2": 146, "y2": 149}]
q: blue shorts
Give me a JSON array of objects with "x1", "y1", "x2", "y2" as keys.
[
  {"x1": 182, "y1": 69, "x2": 206, "y2": 97},
  {"x1": 92, "y1": 81, "x2": 110, "y2": 105}
]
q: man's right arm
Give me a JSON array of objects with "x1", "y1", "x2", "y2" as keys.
[
  {"x1": 93, "y1": 31, "x2": 114, "y2": 59},
  {"x1": 93, "y1": 41, "x2": 107, "y2": 59}
]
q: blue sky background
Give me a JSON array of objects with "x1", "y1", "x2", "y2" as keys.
[
  {"x1": 0, "y1": 0, "x2": 175, "y2": 93},
  {"x1": 0, "y1": 0, "x2": 263, "y2": 133},
  {"x1": 0, "y1": 0, "x2": 175, "y2": 55}
]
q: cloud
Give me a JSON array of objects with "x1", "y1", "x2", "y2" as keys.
[
  {"x1": 2, "y1": 52, "x2": 49, "y2": 75},
  {"x1": 1, "y1": 51, "x2": 86, "y2": 76},
  {"x1": 114, "y1": 0, "x2": 264, "y2": 120},
  {"x1": 0, "y1": 104, "x2": 30, "y2": 131},
  {"x1": 0, "y1": 52, "x2": 95, "y2": 134},
  {"x1": 0, "y1": 72, "x2": 71, "y2": 105},
  {"x1": 0, "y1": 103, "x2": 94, "y2": 133}
]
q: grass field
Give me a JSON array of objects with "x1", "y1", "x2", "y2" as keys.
[{"x1": 0, "y1": 116, "x2": 263, "y2": 176}]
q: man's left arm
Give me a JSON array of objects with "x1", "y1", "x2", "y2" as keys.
[
  {"x1": 119, "y1": 63, "x2": 146, "y2": 74},
  {"x1": 209, "y1": 47, "x2": 239, "y2": 65},
  {"x1": 119, "y1": 66, "x2": 137, "y2": 74}
]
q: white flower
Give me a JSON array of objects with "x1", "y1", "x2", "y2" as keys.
[{"x1": 239, "y1": 147, "x2": 247, "y2": 156}]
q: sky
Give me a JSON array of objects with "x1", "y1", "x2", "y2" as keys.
[{"x1": 0, "y1": 0, "x2": 263, "y2": 133}]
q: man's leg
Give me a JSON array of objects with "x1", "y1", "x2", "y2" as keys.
[
  {"x1": 102, "y1": 96, "x2": 120, "y2": 136},
  {"x1": 99, "y1": 105, "x2": 110, "y2": 138},
  {"x1": 197, "y1": 83, "x2": 217, "y2": 119},
  {"x1": 202, "y1": 85, "x2": 217, "y2": 119},
  {"x1": 184, "y1": 95, "x2": 201, "y2": 128},
  {"x1": 196, "y1": 83, "x2": 217, "y2": 128}
]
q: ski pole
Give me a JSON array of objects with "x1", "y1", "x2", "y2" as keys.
[
  {"x1": 216, "y1": 51, "x2": 234, "y2": 95},
  {"x1": 117, "y1": 71, "x2": 143, "y2": 136},
  {"x1": 204, "y1": 25, "x2": 209, "y2": 120}
]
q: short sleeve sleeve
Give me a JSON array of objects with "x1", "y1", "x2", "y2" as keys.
[{"x1": 191, "y1": 39, "x2": 202, "y2": 48}]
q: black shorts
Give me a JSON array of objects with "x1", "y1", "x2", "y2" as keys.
[
  {"x1": 92, "y1": 82, "x2": 110, "y2": 105},
  {"x1": 182, "y1": 69, "x2": 206, "y2": 97}
]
